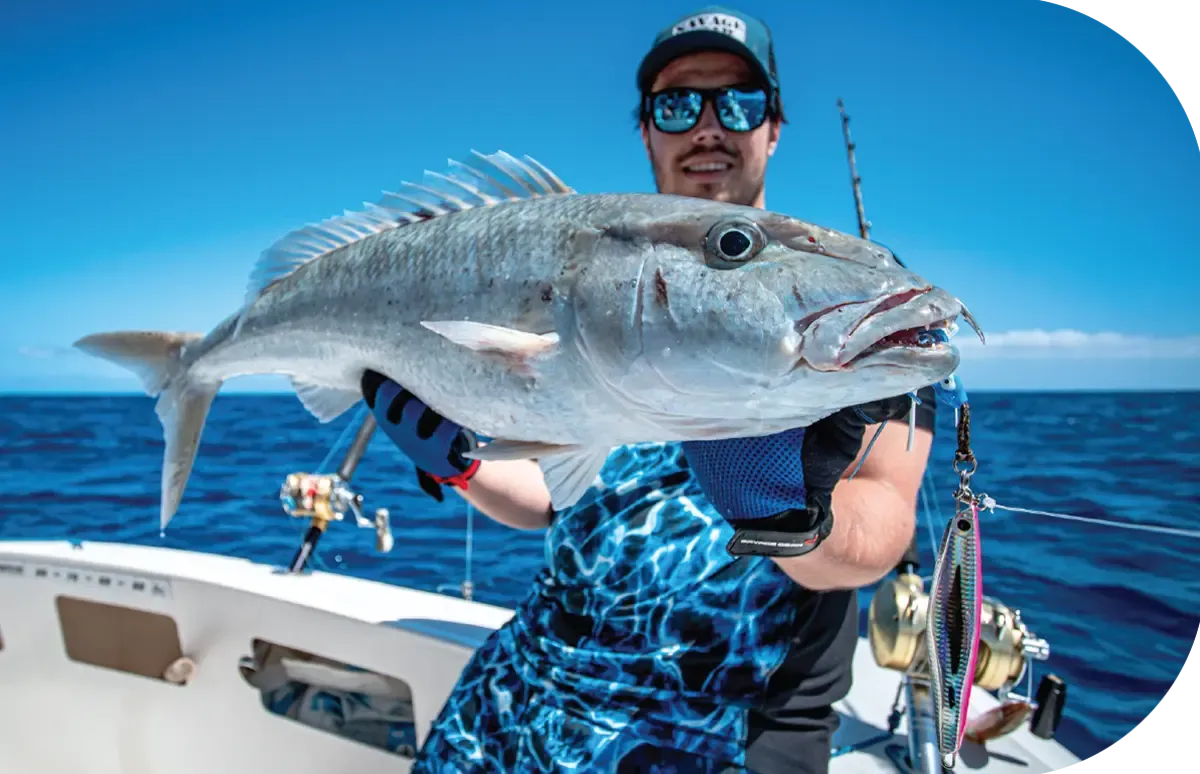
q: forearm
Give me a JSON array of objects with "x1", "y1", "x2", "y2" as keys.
[
  {"x1": 770, "y1": 476, "x2": 916, "y2": 590},
  {"x1": 770, "y1": 422, "x2": 931, "y2": 591},
  {"x1": 454, "y1": 458, "x2": 554, "y2": 531}
]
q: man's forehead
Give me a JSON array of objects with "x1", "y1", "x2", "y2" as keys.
[{"x1": 651, "y1": 51, "x2": 754, "y2": 89}]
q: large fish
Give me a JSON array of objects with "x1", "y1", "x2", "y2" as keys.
[{"x1": 75, "y1": 150, "x2": 980, "y2": 530}]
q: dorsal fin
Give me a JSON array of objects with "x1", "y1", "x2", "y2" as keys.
[{"x1": 238, "y1": 151, "x2": 575, "y2": 313}]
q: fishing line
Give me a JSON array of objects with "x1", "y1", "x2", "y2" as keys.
[
  {"x1": 979, "y1": 496, "x2": 1200, "y2": 540},
  {"x1": 463, "y1": 503, "x2": 476, "y2": 601},
  {"x1": 847, "y1": 420, "x2": 889, "y2": 481},
  {"x1": 918, "y1": 470, "x2": 943, "y2": 557},
  {"x1": 315, "y1": 406, "x2": 369, "y2": 473}
]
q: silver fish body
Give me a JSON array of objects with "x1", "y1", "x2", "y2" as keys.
[
  {"x1": 927, "y1": 500, "x2": 984, "y2": 769},
  {"x1": 74, "y1": 151, "x2": 974, "y2": 529}
]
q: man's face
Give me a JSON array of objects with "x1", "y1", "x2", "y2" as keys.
[{"x1": 641, "y1": 50, "x2": 780, "y2": 208}]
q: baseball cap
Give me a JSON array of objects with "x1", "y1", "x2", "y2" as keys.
[{"x1": 636, "y1": 6, "x2": 781, "y2": 105}]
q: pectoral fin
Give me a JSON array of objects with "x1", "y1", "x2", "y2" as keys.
[{"x1": 420, "y1": 321, "x2": 558, "y2": 375}]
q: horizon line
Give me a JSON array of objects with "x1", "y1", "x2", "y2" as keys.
[{"x1": 3, "y1": 387, "x2": 1199, "y2": 397}]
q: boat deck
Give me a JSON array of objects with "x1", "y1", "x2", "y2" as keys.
[
  {"x1": 831, "y1": 644, "x2": 1079, "y2": 772},
  {"x1": 0, "y1": 540, "x2": 1080, "y2": 773}
]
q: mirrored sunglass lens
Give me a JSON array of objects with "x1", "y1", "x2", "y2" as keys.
[
  {"x1": 653, "y1": 90, "x2": 702, "y2": 132},
  {"x1": 717, "y1": 89, "x2": 767, "y2": 131}
]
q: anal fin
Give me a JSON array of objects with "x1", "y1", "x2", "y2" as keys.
[
  {"x1": 539, "y1": 448, "x2": 610, "y2": 510},
  {"x1": 464, "y1": 439, "x2": 578, "y2": 461},
  {"x1": 291, "y1": 378, "x2": 362, "y2": 422}
]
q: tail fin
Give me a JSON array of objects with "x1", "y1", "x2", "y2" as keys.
[{"x1": 73, "y1": 331, "x2": 219, "y2": 531}]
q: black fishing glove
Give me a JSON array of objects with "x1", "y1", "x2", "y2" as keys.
[
  {"x1": 681, "y1": 394, "x2": 916, "y2": 557},
  {"x1": 799, "y1": 394, "x2": 916, "y2": 518},
  {"x1": 360, "y1": 370, "x2": 480, "y2": 502}
]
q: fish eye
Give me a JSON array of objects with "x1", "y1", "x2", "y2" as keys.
[{"x1": 705, "y1": 219, "x2": 766, "y2": 267}]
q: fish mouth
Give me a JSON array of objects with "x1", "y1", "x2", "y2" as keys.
[
  {"x1": 797, "y1": 287, "x2": 984, "y2": 372},
  {"x1": 843, "y1": 319, "x2": 956, "y2": 368}
]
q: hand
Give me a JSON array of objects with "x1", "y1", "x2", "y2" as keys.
[
  {"x1": 799, "y1": 394, "x2": 916, "y2": 510},
  {"x1": 360, "y1": 370, "x2": 480, "y2": 501},
  {"x1": 680, "y1": 394, "x2": 916, "y2": 557}
]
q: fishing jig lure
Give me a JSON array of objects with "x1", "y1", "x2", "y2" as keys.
[
  {"x1": 927, "y1": 358, "x2": 985, "y2": 769},
  {"x1": 927, "y1": 484, "x2": 983, "y2": 768}
]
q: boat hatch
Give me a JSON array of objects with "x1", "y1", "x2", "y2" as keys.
[
  {"x1": 57, "y1": 595, "x2": 190, "y2": 685},
  {"x1": 240, "y1": 637, "x2": 418, "y2": 759}
]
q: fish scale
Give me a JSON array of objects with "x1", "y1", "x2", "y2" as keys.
[{"x1": 72, "y1": 149, "x2": 975, "y2": 530}]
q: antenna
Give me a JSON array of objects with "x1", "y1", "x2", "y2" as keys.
[{"x1": 838, "y1": 98, "x2": 871, "y2": 240}]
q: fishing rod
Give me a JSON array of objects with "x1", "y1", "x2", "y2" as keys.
[
  {"x1": 839, "y1": 97, "x2": 921, "y2": 578},
  {"x1": 838, "y1": 98, "x2": 871, "y2": 241}
]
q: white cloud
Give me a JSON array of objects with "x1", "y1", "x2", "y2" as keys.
[
  {"x1": 956, "y1": 329, "x2": 1200, "y2": 358},
  {"x1": 16, "y1": 345, "x2": 74, "y2": 359}
]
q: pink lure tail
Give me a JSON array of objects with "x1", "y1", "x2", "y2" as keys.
[{"x1": 926, "y1": 500, "x2": 983, "y2": 769}]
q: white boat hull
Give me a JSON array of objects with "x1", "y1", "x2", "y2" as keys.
[{"x1": 0, "y1": 540, "x2": 1081, "y2": 773}]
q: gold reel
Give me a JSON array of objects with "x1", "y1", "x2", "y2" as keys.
[
  {"x1": 867, "y1": 574, "x2": 1045, "y2": 693},
  {"x1": 280, "y1": 472, "x2": 394, "y2": 553}
]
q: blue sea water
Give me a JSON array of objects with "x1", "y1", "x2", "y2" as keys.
[{"x1": 1, "y1": 392, "x2": 1197, "y2": 763}]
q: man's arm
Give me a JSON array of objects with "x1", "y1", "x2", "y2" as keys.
[
  {"x1": 770, "y1": 421, "x2": 931, "y2": 590},
  {"x1": 453, "y1": 458, "x2": 554, "y2": 531},
  {"x1": 361, "y1": 371, "x2": 554, "y2": 532}
]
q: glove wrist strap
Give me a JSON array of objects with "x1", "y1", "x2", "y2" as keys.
[
  {"x1": 725, "y1": 501, "x2": 834, "y2": 558},
  {"x1": 427, "y1": 458, "x2": 481, "y2": 490}
]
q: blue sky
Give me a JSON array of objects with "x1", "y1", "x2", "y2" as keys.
[{"x1": 2, "y1": 0, "x2": 1197, "y2": 392}]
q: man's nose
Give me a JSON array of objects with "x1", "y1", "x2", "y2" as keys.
[{"x1": 690, "y1": 102, "x2": 727, "y2": 146}]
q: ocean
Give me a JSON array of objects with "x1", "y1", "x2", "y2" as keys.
[{"x1": 1, "y1": 392, "x2": 1197, "y2": 763}]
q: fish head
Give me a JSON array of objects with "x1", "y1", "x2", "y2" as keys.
[{"x1": 567, "y1": 196, "x2": 979, "y2": 433}]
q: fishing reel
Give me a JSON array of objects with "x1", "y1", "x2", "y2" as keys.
[
  {"x1": 279, "y1": 471, "x2": 395, "y2": 564},
  {"x1": 868, "y1": 573, "x2": 1065, "y2": 744}
]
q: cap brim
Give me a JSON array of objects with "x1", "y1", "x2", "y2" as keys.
[{"x1": 637, "y1": 30, "x2": 771, "y2": 93}]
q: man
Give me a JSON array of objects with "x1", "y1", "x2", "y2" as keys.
[{"x1": 361, "y1": 7, "x2": 937, "y2": 772}]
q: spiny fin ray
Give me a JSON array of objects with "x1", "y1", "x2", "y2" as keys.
[{"x1": 238, "y1": 151, "x2": 576, "y2": 317}]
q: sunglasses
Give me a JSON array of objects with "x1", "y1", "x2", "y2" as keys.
[{"x1": 646, "y1": 85, "x2": 770, "y2": 134}]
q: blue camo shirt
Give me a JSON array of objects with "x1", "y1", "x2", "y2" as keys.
[{"x1": 507, "y1": 442, "x2": 820, "y2": 724}]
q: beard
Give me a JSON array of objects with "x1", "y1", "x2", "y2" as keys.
[{"x1": 648, "y1": 144, "x2": 766, "y2": 208}]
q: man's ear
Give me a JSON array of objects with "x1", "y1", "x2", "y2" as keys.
[
  {"x1": 640, "y1": 122, "x2": 653, "y2": 161},
  {"x1": 766, "y1": 119, "x2": 781, "y2": 157}
]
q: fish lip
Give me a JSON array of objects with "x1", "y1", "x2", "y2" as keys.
[
  {"x1": 842, "y1": 339, "x2": 960, "y2": 372},
  {"x1": 795, "y1": 287, "x2": 963, "y2": 372},
  {"x1": 845, "y1": 287, "x2": 932, "y2": 342}
]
